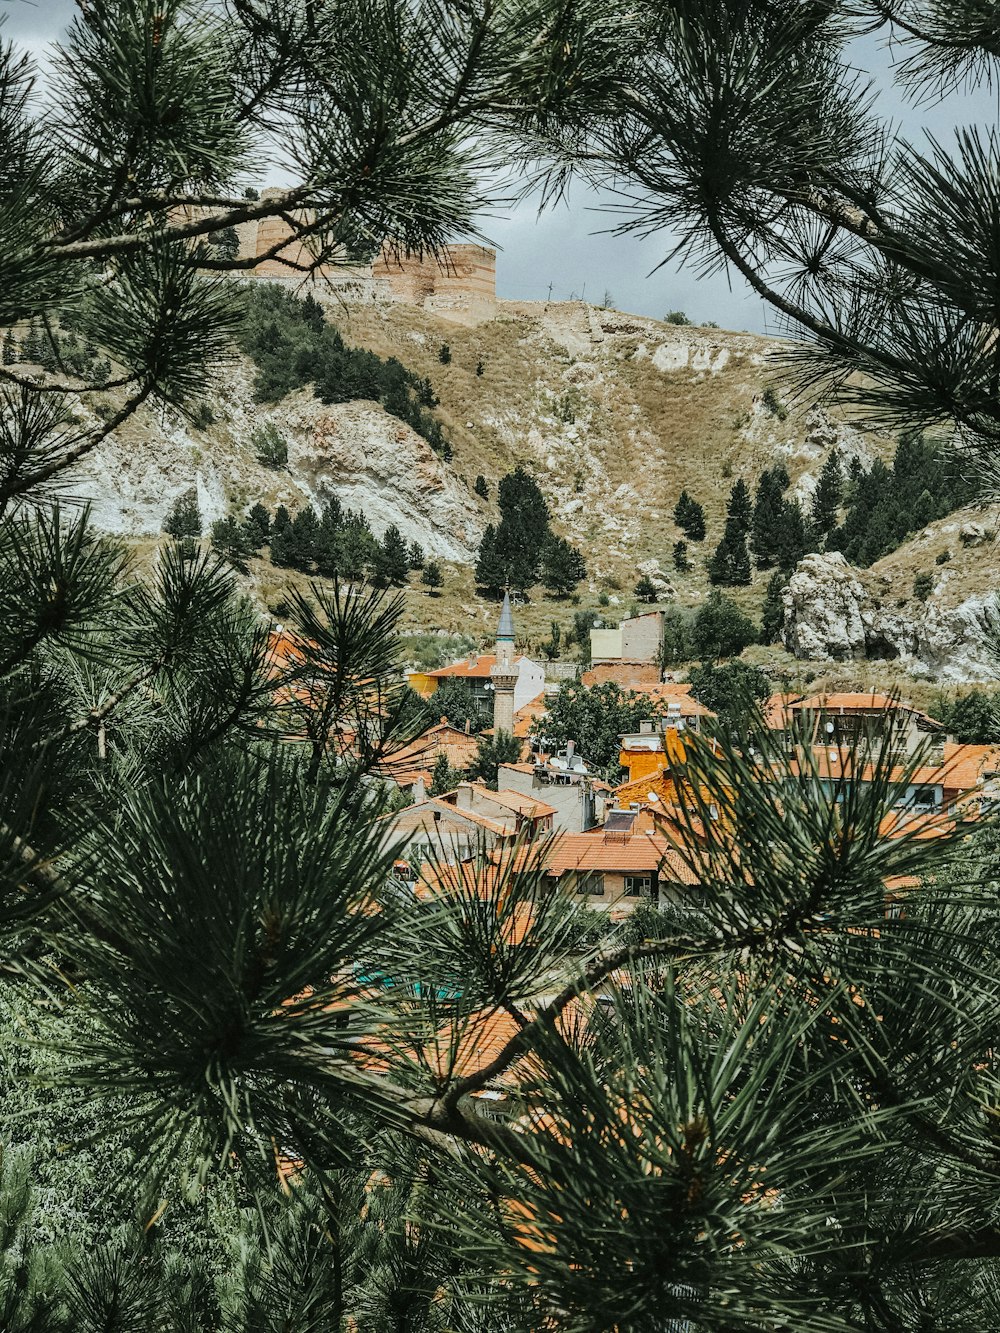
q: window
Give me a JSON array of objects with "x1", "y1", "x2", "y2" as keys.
[
  {"x1": 624, "y1": 875, "x2": 654, "y2": 898},
  {"x1": 576, "y1": 871, "x2": 604, "y2": 896}
]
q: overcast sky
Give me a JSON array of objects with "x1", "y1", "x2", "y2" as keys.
[{"x1": 4, "y1": 0, "x2": 996, "y2": 333}]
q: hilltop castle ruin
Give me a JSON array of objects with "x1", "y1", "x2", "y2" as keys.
[{"x1": 232, "y1": 195, "x2": 496, "y2": 322}]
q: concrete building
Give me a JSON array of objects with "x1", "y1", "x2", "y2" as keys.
[
  {"x1": 498, "y1": 745, "x2": 607, "y2": 833},
  {"x1": 589, "y1": 610, "x2": 665, "y2": 676}
]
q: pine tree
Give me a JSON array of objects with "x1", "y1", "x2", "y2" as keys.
[
  {"x1": 2, "y1": 332, "x2": 17, "y2": 365},
  {"x1": 438, "y1": 342, "x2": 451, "y2": 364},
  {"x1": 5, "y1": 9, "x2": 1000, "y2": 1329},
  {"x1": 210, "y1": 516, "x2": 254, "y2": 572},
  {"x1": 21, "y1": 321, "x2": 41, "y2": 363},
  {"x1": 429, "y1": 751, "x2": 461, "y2": 794},
  {"x1": 760, "y1": 571, "x2": 787, "y2": 644},
  {"x1": 421, "y1": 561, "x2": 442, "y2": 594},
  {"x1": 475, "y1": 523, "x2": 506, "y2": 596},
  {"x1": 288, "y1": 507, "x2": 320, "y2": 571},
  {"x1": 163, "y1": 488, "x2": 203, "y2": 539},
  {"x1": 774, "y1": 498, "x2": 810, "y2": 572},
  {"x1": 673, "y1": 490, "x2": 706, "y2": 541},
  {"x1": 540, "y1": 536, "x2": 586, "y2": 597},
  {"x1": 373, "y1": 524, "x2": 409, "y2": 587},
  {"x1": 465, "y1": 730, "x2": 522, "y2": 789},
  {"x1": 750, "y1": 465, "x2": 790, "y2": 569},
  {"x1": 495, "y1": 466, "x2": 551, "y2": 592},
  {"x1": 726, "y1": 478, "x2": 753, "y2": 534},
  {"x1": 474, "y1": 474, "x2": 489, "y2": 500},
  {"x1": 708, "y1": 519, "x2": 752, "y2": 586},
  {"x1": 245, "y1": 503, "x2": 270, "y2": 549},
  {"x1": 672, "y1": 540, "x2": 691, "y2": 572},
  {"x1": 408, "y1": 541, "x2": 425, "y2": 570},
  {"x1": 337, "y1": 512, "x2": 377, "y2": 582},
  {"x1": 634, "y1": 574, "x2": 658, "y2": 602},
  {"x1": 810, "y1": 450, "x2": 843, "y2": 538}
]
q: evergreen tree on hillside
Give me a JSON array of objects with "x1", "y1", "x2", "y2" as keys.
[
  {"x1": 163, "y1": 488, "x2": 202, "y2": 540},
  {"x1": 289, "y1": 508, "x2": 320, "y2": 571},
  {"x1": 475, "y1": 523, "x2": 506, "y2": 597},
  {"x1": 708, "y1": 526, "x2": 751, "y2": 586},
  {"x1": 314, "y1": 498, "x2": 344, "y2": 578},
  {"x1": 421, "y1": 561, "x2": 442, "y2": 594},
  {"x1": 475, "y1": 467, "x2": 566, "y2": 596},
  {"x1": 830, "y1": 436, "x2": 977, "y2": 568},
  {"x1": 673, "y1": 490, "x2": 706, "y2": 541},
  {"x1": 245, "y1": 503, "x2": 270, "y2": 549},
  {"x1": 540, "y1": 536, "x2": 586, "y2": 597},
  {"x1": 810, "y1": 451, "x2": 843, "y2": 538},
  {"x1": 338, "y1": 512, "x2": 378, "y2": 582},
  {"x1": 634, "y1": 574, "x2": 658, "y2": 602},
  {"x1": 774, "y1": 498, "x2": 810, "y2": 572},
  {"x1": 750, "y1": 465, "x2": 790, "y2": 569},
  {"x1": 373, "y1": 525, "x2": 409, "y2": 587},
  {"x1": 672, "y1": 540, "x2": 690, "y2": 572},
  {"x1": 408, "y1": 542, "x2": 425, "y2": 570},
  {"x1": 272, "y1": 505, "x2": 292, "y2": 536},
  {"x1": 474, "y1": 474, "x2": 489, "y2": 500},
  {"x1": 760, "y1": 571, "x2": 787, "y2": 644},
  {"x1": 210, "y1": 516, "x2": 254, "y2": 572},
  {"x1": 726, "y1": 478, "x2": 753, "y2": 533}
]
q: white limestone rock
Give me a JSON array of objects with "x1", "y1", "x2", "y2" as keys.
[{"x1": 783, "y1": 551, "x2": 998, "y2": 681}]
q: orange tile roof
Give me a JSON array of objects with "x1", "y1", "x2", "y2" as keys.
[
  {"x1": 425, "y1": 653, "x2": 527, "y2": 681},
  {"x1": 790, "y1": 693, "x2": 943, "y2": 727},
  {"x1": 513, "y1": 692, "x2": 547, "y2": 738},
  {"x1": 544, "y1": 832, "x2": 699, "y2": 883},
  {"x1": 763, "y1": 692, "x2": 805, "y2": 729}
]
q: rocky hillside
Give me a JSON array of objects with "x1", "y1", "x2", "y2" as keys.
[
  {"x1": 784, "y1": 508, "x2": 1000, "y2": 682},
  {"x1": 55, "y1": 292, "x2": 997, "y2": 680}
]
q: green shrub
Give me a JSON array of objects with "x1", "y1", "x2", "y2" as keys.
[
  {"x1": 252, "y1": 422, "x2": 288, "y2": 469},
  {"x1": 761, "y1": 386, "x2": 788, "y2": 421},
  {"x1": 913, "y1": 571, "x2": 934, "y2": 601}
]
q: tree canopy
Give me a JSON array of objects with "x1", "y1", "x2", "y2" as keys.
[{"x1": 4, "y1": 2, "x2": 1000, "y2": 1328}]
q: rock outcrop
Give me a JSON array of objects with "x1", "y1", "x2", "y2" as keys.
[
  {"x1": 783, "y1": 552, "x2": 997, "y2": 681},
  {"x1": 66, "y1": 359, "x2": 483, "y2": 562}
]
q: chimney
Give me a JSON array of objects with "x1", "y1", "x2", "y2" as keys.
[
  {"x1": 566, "y1": 740, "x2": 575, "y2": 759},
  {"x1": 465, "y1": 719, "x2": 471, "y2": 735},
  {"x1": 412, "y1": 776, "x2": 427, "y2": 803},
  {"x1": 456, "y1": 782, "x2": 474, "y2": 810}
]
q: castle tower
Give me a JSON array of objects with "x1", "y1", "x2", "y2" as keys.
[{"x1": 491, "y1": 590, "x2": 518, "y2": 737}]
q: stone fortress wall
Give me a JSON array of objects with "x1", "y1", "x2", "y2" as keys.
[{"x1": 234, "y1": 195, "x2": 496, "y2": 322}]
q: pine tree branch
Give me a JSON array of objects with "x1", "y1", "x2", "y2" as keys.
[
  {"x1": 0, "y1": 381, "x2": 154, "y2": 507},
  {"x1": 437, "y1": 936, "x2": 690, "y2": 1112},
  {"x1": 49, "y1": 189, "x2": 310, "y2": 262}
]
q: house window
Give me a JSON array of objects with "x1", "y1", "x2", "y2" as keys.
[
  {"x1": 624, "y1": 875, "x2": 654, "y2": 898},
  {"x1": 576, "y1": 871, "x2": 604, "y2": 896}
]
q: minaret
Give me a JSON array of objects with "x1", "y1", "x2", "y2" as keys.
[{"x1": 491, "y1": 589, "x2": 518, "y2": 736}]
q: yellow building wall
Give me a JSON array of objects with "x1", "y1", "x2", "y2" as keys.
[
  {"x1": 408, "y1": 672, "x2": 439, "y2": 699},
  {"x1": 619, "y1": 750, "x2": 665, "y2": 784}
]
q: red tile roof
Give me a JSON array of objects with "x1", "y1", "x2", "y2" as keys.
[
  {"x1": 425, "y1": 654, "x2": 526, "y2": 680},
  {"x1": 544, "y1": 832, "x2": 699, "y2": 883}
]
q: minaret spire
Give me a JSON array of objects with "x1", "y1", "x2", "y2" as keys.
[{"x1": 491, "y1": 587, "x2": 518, "y2": 736}]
